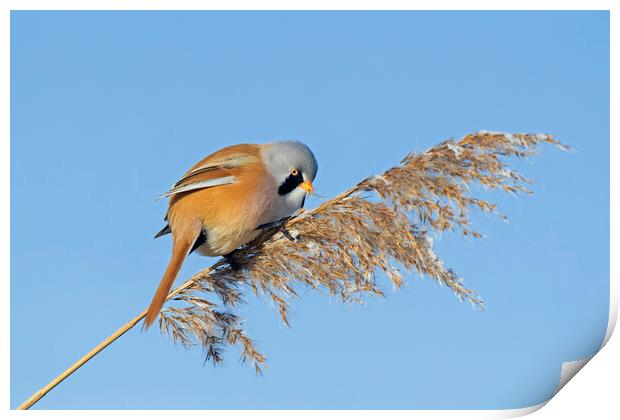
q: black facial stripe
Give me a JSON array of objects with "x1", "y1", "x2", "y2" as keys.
[{"x1": 278, "y1": 172, "x2": 304, "y2": 195}]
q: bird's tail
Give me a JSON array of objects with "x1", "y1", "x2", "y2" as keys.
[{"x1": 144, "y1": 225, "x2": 199, "y2": 329}]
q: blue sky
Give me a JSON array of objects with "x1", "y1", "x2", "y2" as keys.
[{"x1": 10, "y1": 11, "x2": 609, "y2": 409}]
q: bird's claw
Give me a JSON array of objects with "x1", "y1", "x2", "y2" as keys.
[
  {"x1": 278, "y1": 225, "x2": 297, "y2": 242},
  {"x1": 257, "y1": 218, "x2": 298, "y2": 242},
  {"x1": 224, "y1": 252, "x2": 241, "y2": 270}
]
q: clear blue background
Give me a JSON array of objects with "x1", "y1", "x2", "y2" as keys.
[{"x1": 11, "y1": 11, "x2": 609, "y2": 409}]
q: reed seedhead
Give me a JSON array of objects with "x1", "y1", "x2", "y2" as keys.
[{"x1": 158, "y1": 131, "x2": 567, "y2": 374}]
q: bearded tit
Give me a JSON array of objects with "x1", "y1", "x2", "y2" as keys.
[{"x1": 144, "y1": 141, "x2": 318, "y2": 328}]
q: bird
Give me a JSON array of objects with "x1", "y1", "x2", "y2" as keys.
[{"x1": 144, "y1": 140, "x2": 318, "y2": 328}]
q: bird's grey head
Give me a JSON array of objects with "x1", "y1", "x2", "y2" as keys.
[{"x1": 261, "y1": 140, "x2": 318, "y2": 196}]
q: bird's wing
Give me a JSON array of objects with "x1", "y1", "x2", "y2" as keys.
[{"x1": 157, "y1": 152, "x2": 259, "y2": 200}]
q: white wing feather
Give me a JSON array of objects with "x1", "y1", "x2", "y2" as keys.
[
  {"x1": 156, "y1": 152, "x2": 257, "y2": 200},
  {"x1": 156, "y1": 175, "x2": 237, "y2": 200}
]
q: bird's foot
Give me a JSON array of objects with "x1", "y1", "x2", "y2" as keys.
[
  {"x1": 224, "y1": 252, "x2": 241, "y2": 270},
  {"x1": 257, "y1": 217, "x2": 298, "y2": 242},
  {"x1": 277, "y1": 225, "x2": 297, "y2": 242}
]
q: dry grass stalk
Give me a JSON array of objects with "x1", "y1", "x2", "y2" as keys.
[
  {"x1": 18, "y1": 131, "x2": 565, "y2": 409},
  {"x1": 158, "y1": 131, "x2": 567, "y2": 374}
]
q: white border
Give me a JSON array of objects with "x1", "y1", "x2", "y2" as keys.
[
  {"x1": 2, "y1": 2, "x2": 616, "y2": 418},
  {"x1": 0, "y1": 0, "x2": 616, "y2": 11}
]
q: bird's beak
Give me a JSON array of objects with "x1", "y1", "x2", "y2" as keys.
[{"x1": 300, "y1": 181, "x2": 314, "y2": 194}]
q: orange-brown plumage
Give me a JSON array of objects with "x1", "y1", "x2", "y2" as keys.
[
  {"x1": 144, "y1": 141, "x2": 318, "y2": 328},
  {"x1": 167, "y1": 145, "x2": 274, "y2": 256},
  {"x1": 143, "y1": 218, "x2": 201, "y2": 328}
]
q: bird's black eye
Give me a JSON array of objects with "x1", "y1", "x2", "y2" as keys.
[{"x1": 278, "y1": 169, "x2": 304, "y2": 195}]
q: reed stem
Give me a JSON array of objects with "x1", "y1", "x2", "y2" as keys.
[
  {"x1": 16, "y1": 132, "x2": 562, "y2": 409},
  {"x1": 15, "y1": 187, "x2": 361, "y2": 410},
  {"x1": 17, "y1": 277, "x2": 203, "y2": 410}
]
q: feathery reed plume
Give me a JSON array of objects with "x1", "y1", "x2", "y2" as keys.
[
  {"x1": 17, "y1": 131, "x2": 566, "y2": 409},
  {"x1": 158, "y1": 131, "x2": 567, "y2": 374}
]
